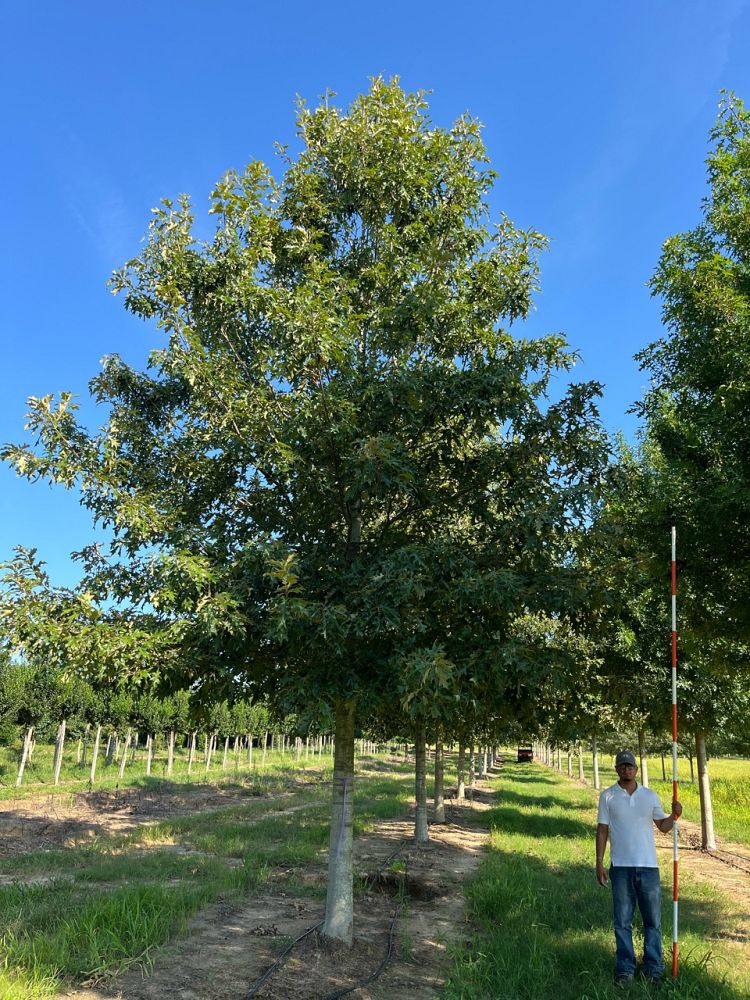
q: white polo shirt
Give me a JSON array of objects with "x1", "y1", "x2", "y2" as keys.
[{"x1": 597, "y1": 782, "x2": 668, "y2": 868}]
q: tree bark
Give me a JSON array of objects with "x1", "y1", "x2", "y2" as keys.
[
  {"x1": 456, "y1": 742, "x2": 466, "y2": 801},
  {"x1": 146, "y1": 733, "x2": 154, "y2": 776},
  {"x1": 89, "y1": 725, "x2": 102, "y2": 785},
  {"x1": 222, "y1": 736, "x2": 230, "y2": 769},
  {"x1": 187, "y1": 731, "x2": 197, "y2": 775},
  {"x1": 578, "y1": 742, "x2": 585, "y2": 782},
  {"x1": 592, "y1": 736, "x2": 600, "y2": 791},
  {"x1": 118, "y1": 728, "x2": 132, "y2": 779},
  {"x1": 167, "y1": 730, "x2": 175, "y2": 776},
  {"x1": 53, "y1": 718, "x2": 67, "y2": 786},
  {"x1": 322, "y1": 697, "x2": 356, "y2": 947},
  {"x1": 262, "y1": 731, "x2": 268, "y2": 765},
  {"x1": 638, "y1": 730, "x2": 649, "y2": 788},
  {"x1": 414, "y1": 721, "x2": 429, "y2": 843},
  {"x1": 689, "y1": 750, "x2": 695, "y2": 783},
  {"x1": 696, "y1": 730, "x2": 716, "y2": 850},
  {"x1": 661, "y1": 752, "x2": 666, "y2": 782},
  {"x1": 433, "y1": 732, "x2": 445, "y2": 823},
  {"x1": 16, "y1": 726, "x2": 34, "y2": 787},
  {"x1": 567, "y1": 749, "x2": 572, "y2": 777}
]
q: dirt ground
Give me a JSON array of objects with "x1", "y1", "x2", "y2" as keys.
[
  {"x1": 1, "y1": 770, "x2": 493, "y2": 1000},
  {"x1": 4, "y1": 768, "x2": 750, "y2": 998}
]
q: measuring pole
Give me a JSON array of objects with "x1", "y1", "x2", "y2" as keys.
[{"x1": 671, "y1": 526, "x2": 679, "y2": 978}]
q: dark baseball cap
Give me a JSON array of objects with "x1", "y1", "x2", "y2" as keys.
[{"x1": 615, "y1": 751, "x2": 637, "y2": 767}]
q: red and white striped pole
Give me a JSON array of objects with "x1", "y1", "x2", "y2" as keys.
[{"x1": 671, "y1": 526, "x2": 679, "y2": 978}]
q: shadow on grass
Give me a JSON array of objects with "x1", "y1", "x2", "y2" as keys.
[
  {"x1": 495, "y1": 787, "x2": 595, "y2": 813},
  {"x1": 446, "y1": 848, "x2": 744, "y2": 1000},
  {"x1": 481, "y1": 804, "x2": 593, "y2": 840}
]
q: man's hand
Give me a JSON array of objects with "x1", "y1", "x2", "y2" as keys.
[
  {"x1": 596, "y1": 860, "x2": 608, "y2": 887},
  {"x1": 656, "y1": 800, "x2": 683, "y2": 833}
]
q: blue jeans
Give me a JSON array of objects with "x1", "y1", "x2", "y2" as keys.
[{"x1": 610, "y1": 866, "x2": 664, "y2": 978}]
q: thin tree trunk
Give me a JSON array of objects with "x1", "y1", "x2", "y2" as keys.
[
  {"x1": 479, "y1": 747, "x2": 488, "y2": 779},
  {"x1": 661, "y1": 752, "x2": 666, "y2": 782},
  {"x1": 263, "y1": 732, "x2": 268, "y2": 765},
  {"x1": 469, "y1": 743, "x2": 476, "y2": 790},
  {"x1": 322, "y1": 697, "x2": 356, "y2": 947},
  {"x1": 187, "y1": 731, "x2": 197, "y2": 775},
  {"x1": 638, "y1": 730, "x2": 649, "y2": 788},
  {"x1": 592, "y1": 736, "x2": 600, "y2": 791},
  {"x1": 434, "y1": 732, "x2": 445, "y2": 823},
  {"x1": 89, "y1": 725, "x2": 102, "y2": 784},
  {"x1": 118, "y1": 728, "x2": 132, "y2": 779},
  {"x1": 689, "y1": 750, "x2": 695, "y2": 783},
  {"x1": 167, "y1": 730, "x2": 175, "y2": 776},
  {"x1": 76, "y1": 735, "x2": 83, "y2": 766},
  {"x1": 16, "y1": 726, "x2": 34, "y2": 787},
  {"x1": 53, "y1": 718, "x2": 67, "y2": 786},
  {"x1": 457, "y1": 742, "x2": 466, "y2": 801},
  {"x1": 696, "y1": 731, "x2": 716, "y2": 850},
  {"x1": 222, "y1": 736, "x2": 230, "y2": 769},
  {"x1": 146, "y1": 733, "x2": 154, "y2": 776},
  {"x1": 414, "y1": 721, "x2": 429, "y2": 843},
  {"x1": 567, "y1": 749, "x2": 572, "y2": 777},
  {"x1": 578, "y1": 742, "x2": 585, "y2": 782}
]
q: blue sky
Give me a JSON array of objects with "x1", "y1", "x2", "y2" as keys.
[{"x1": 1, "y1": 1, "x2": 749, "y2": 587}]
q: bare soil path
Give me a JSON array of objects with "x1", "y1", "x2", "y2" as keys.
[{"x1": 56, "y1": 801, "x2": 490, "y2": 1000}]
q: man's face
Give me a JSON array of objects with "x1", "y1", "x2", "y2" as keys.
[{"x1": 616, "y1": 762, "x2": 637, "y2": 780}]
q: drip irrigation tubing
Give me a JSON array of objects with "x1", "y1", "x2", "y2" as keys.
[
  {"x1": 243, "y1": 921, "x2": 323, "y2": 999},
  {"x1": 242, "y1": 843, "x2": 412, "y2": 999}
]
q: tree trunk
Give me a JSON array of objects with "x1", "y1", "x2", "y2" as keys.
[
  {"x1": 479, "y1": 747, "x2": 488, "y2": 779},
  {"x1": 433, "y1": 732, "x2": 445, "y2": 823},
  {"x1": 187, "y1": 731, "x2": 197, "y2": 775},
  {"x1": 167, "y1": 730, "x2": 175, "y2": 776},
  {"x1": 469, "y1": 743, "x2": 476, "y2": 790},
  {"x1": 118, "y1": 728, "x2": 132, "y2": 780},
  {"x1": 567, "y1": 749, "x2": 572, "y2": 777},
  {"x1": 414, "y1": 721, "x2": 429, "y2": 843},
  {"x1": 263, "y1": 731, "x2": 268, "y2": 765},
  {"x1": 638, "y1": 730, "x2": 649, "y2": 788},
  {"x1": 661, "y1": 752, "x2": 666, "y2": 782},
  {"x1": 16, "y1": 725, "x2": 34, "y2": 787},
  {"x1": 578, "y1": 742, "x2": 585, "y2": 782},
  {"x1": 222, "y1": 736, "x2": 230, "y2": 769},
  {"x1": 248, "y1": 733, "x2": 254, "y2": 766},
  {"x1": 689, "y1": 750, "x2": 695, "y2": 783},
  {"x1": 146, "y1": 733, "x2": 154, "y2": 776},
  {"x1": 90, "y1": 725, "x2": 102, "y2": 784},
  {"x1": 53, "y1": 718, "x2": 67, "y2": 786},
  {"x1": 592, "y1": 736, "x2": 600, "y2": 791},
  {"x1": 696, "y1": 731, "x2": 716, "y2": 850},
  {"x1": 456, "y1": 742, "x2": 466, "y2": 801},
  {"x1": 322, "y1": 697, "x2": 356, "y2": 947}
]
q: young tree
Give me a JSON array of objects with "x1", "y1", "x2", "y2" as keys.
[{"x1": 3, "y1": 79, "x2": 605, "y2": 945}]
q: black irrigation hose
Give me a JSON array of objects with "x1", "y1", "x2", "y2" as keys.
[
  {"x1": 320, "y1": 899, "x2": 403, "y2": 1000},
  {"x1": 242, "y1": 847, "x2": 412, "y2": 999},
  {"x1": 243, "y1": 920, "x2": 323, "y2": 999}
]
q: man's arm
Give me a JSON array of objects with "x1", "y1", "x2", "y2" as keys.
[
  {"x1": 596, "y1": 823, "x2": 609, "y2": 886},
  {"x1": 655, "y1": 800, "x2": 683, "y2": 833}
]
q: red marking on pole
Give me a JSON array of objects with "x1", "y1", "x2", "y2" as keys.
[{"x1": 672, "y1": 943, "x2": 678, "y2": 979}]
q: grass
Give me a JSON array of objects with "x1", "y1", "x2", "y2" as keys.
[
  {"x1": 444, "y1": 762, "x2": 750, "y2": 1000},
  {"x1": 0, "y1": 739, "x2": 332, "y2": 802},
  {"x1": 0, "y1": 753, "x2": 414, "y2": 997},
  {"x1": 553, "y1": 750, "x2": 750, "y2": 847}
]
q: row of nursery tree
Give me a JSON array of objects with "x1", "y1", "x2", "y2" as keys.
[
  {"x1": 1, "y1": 79, "x2": 749, "y2": 945},
  {"x1": 0, "y1": 662, "x2": 317, "y2": 787}
]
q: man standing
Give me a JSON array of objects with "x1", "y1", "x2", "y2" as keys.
[{"x1": 596, "y1": 750, "x2": 682, "y2": 988}]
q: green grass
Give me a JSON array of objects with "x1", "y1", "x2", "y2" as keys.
[
  {"x1": 444, "y1": 763, "x2": 750, "y2": 1000},
  {"x1": 0, "y1": 754, "x2": 413, "y2": 997},
  {"x1": 550, "y1": 751, "x2": 750, "y2": 847}
]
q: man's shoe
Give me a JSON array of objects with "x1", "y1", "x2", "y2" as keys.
[
  {"x1": 614, "y1": 974, "x2": 634, "y2": 988},
  {"x1": 642, "y1": 974, "x2": 662, "y2": 990}
]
